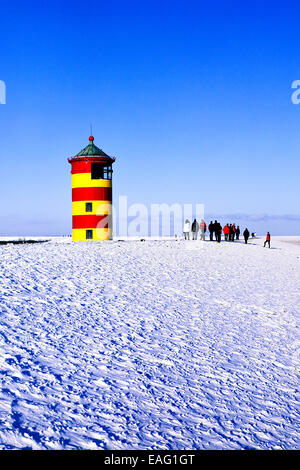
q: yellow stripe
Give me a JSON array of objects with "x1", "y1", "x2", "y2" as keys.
[
  {"x1": 72, "y1": 228, "x2": 112, "y2": 241},
  {"x1": 72, "y1": 173, "x2": 112, "y2": 189},
  {"x1": 72, "y1": 200, "x2": 112, "y2": 216}
]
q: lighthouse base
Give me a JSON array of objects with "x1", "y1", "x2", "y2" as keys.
[{"x1": 72, "y1": 228, "x2": 112, "y2": 241}]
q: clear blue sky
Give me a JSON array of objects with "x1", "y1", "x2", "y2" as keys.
[{"x1": 1, "y1": 0, "x2": 300, "y2": 236}]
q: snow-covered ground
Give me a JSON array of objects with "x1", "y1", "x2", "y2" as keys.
[{"x1": 0, "y1": 236, "x2": 299, "y2": 450}]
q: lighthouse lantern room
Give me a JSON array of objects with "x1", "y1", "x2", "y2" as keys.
[{"x1": 68, "y1": 136, "x2": 115, "y2": 241}]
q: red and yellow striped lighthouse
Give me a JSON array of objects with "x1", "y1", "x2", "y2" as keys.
[{"x1": 68, "y1": 136, "x2": 115, "y2": 241}]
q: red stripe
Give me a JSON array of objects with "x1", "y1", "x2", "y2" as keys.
[
  {"x1": 73, "y1": 215, "x2": 109, "y2": 229},
  {"x1": 72, "y1": 187, "x2": 112, "y2": 201},
  {"x1": 71, "y1": 161, "x2": 91, "y2": 174},
  {"x1": 70, "y1": 158, "x2": 114, "y2": 173}
]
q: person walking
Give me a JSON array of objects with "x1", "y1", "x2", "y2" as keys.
[
  {"x1": 229, "y1": 224, "x2": 233, "y2": 241},
  {"x1": 191, "y1": 219, "x2": 199, "y2": 240},
  {"x1": 223, "y1": 223, "x2": 230, "y2": 241},
  {"x1": 208, "y1": 221, "x2": 214, "y2": 241},
  {"x1": 235, "y1": 226, "x2": 240, "y2": 240},
  {"x1": 200, "y1": 219, "x2": 206, "y2": 241},
  {"x1": 232, "y1": 224, "x2": 236, "y2": 241},
  {"x1": 183, "y1": 219, "x2": 190, "y2": 240},
  {"x1": 264, "y1": 232, "x2": 271, "y2": 248},
  {"x1": 243, "y1": 228, "x2": 250, "y2": 244},
  {"x1": 216, "y1": 221, "x2": 222, "y2": 243},
  {"x1": 214, "y1": 220, "x2": 219, "y2": 241}
]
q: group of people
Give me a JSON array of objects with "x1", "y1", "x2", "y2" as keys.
[
  {"x1": 183, "y1": 219, "x2": 271, "y2": 247},
  {"x1": 183, "y1": 219, "x2": 207, "y2": 240}
]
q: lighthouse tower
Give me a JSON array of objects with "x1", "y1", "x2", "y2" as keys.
[{"x1": 68, "y1": 136, "x2": 115, "y2": 241}]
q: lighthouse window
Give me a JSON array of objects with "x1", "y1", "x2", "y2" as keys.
[
  {"x1": 91, "y1": 162, "x2": 112, "y2": 180},
  {"x1": 103, "y1": 166, "x2": 112, "y2": 180},
  {"x1": 91, "y1": 163, "x2": 104, "y2": 179},
  {"x1": 86, "y1": 230, "x2": 93, "y2": 239},
  {"x1": 91, "y1": 162, "x2": 103, "y2": 180},
  {"x1": 85, "y1": 202, "x2": 93, "y2": 212}
]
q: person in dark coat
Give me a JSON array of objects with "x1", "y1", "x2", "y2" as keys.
[
  {"x1": 264, "y1": 232, "x2": 271, "y2": 248},
  {"x1": 235, "y1": 226, "x2": 240, "y2": 240},
  {"x1": 208, "y1": 221, "x2": 214, "y2": 241},
  {"x1": 229, "y1": 224, "x2": 233, "y2": 241},
  {"x1": 243, "y1": 228, "x2": 250, "y2": 244},
  {"x1": 191, "y1": 219, "x2": 199, "y2": 240},
  {"x1": 215, "y1": 222, "x2": 222, "y2": 243},
  {"x1": 214, "y1": 220, "x2": 219, "y2": 241}
]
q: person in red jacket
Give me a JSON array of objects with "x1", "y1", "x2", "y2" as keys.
[
  {"x1": 200, "y1": 219, "x2": 206, "y2": 240},
  {"x1": 223, "y1": 224, "x2": 230, "y2": 241},
  {"x1": 264, "y1": 232, "x2": 271, "y2": 248},
  {"x1": 232, "y1": 224, "x2": 236, "y2": 241}
]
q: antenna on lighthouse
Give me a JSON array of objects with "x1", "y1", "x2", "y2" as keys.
[{"x1": 89, "y1": 124, "x2": 94, "y2": 143}]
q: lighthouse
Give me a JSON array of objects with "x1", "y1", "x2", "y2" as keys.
[{"x1": 68, "y1": 136, "x2": 115, "y2": 241}]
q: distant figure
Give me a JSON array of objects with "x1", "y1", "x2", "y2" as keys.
[
  {"x1": 229, "y1": 224, "x2": 233, "y2": 241},
  {"x1": 235, "y1": 226, "x2": 240, "y2": 240},
  {"x1": 200, "y1": 219, "x2": 206, "y2": 240},
  {"x1": 229, "y1": 223, "x2": 236, "y2": 241},
  {"x1": 264, "y1": 232, "x2": 271, "y2": 248},
  {"x1": 243, "y1": 228, "x2": 250, "y2": 244},
  {"x1": 214, "y1": 220, "x2": 219, "y2": 241},
  {"x1": 223, "y1": 223, "x2": 230, "y2": 241},
  {"x1": 208, "y1": 221, "x2": 214, "y2": 241},
  {"x1": 215, "y1": 221, "x2": 222, "y2": 243},
  {"x1": 232, "y1": 224, "x2": 236, "y2": 241},
  {"x1": 191, "y1": 219, "x2": 199, "y2": 240},
  {"x1": 251, "y1": 232, "x2": 256, "y2": 238},
  {"x1": 183, "y1": 219, "x2": 190, "y2": 240}
]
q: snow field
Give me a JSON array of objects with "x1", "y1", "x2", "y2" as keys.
[{"x1": 0, "y1": 237, "x2": 299, "y2": 449}]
